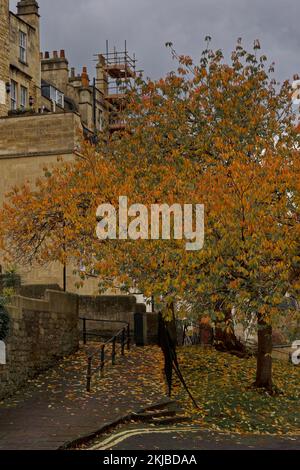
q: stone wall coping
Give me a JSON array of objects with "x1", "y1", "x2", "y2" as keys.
[
  {"x1": 7, "y1": 289, "x2": 78, "y2": 314},
  {"x1": 0, "y1": 110, "x2": 81, "y2": 121},
  {"x1": 79, "y1": 294, "x2": 137, "y2": 301},
  {"x1": 0, "y1": 149, "x2": 77, "y2": 160}
]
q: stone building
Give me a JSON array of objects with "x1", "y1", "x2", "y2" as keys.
[
  {"x1": 0, "y1": 0, "x2": 136, "y2": 294},
  {"x1": 0, "y1": 0, "x2": 41, "y2": 116},
  {"x1": 0, "y1": 1, "x2": 112, "y2": 133},
  {"x1": 40, "y1": 51, "x2": 106, "y2": 135},
  {"x1": 39, "y1": 46, "x2": 136, "y2": 135}
]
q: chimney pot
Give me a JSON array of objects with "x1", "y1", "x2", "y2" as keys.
[
  {"x1": 53, "y1": 50, "x2": 58, "y2": 59},
  {"x1": 60, "y1": 49, "x2": 65, "y2": 58},
  {"x1": 45, "y1": 51, "x2": 50, "y2": 59}
]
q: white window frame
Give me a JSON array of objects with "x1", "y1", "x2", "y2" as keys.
[
  {"x1": 20, "y1": 86, "x2": 27, "y2": 109},
  {"x1": 11, "y1": 80, "x2": 17, "y2": 110},
  {"x1": 49, "y1": 86, "x2": 64, "y2": 108},
  {"x1": 19, "y1": 31, "x2": 27, "y2": 63},
  {"x1": 56, "y1": 90, "x2": 64, "y2": 108}
]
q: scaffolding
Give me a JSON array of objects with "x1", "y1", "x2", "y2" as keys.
[{"x1": 94, "y1": 41, "x2": 137, "y2": 133}]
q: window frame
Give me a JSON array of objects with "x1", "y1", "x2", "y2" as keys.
[
  {"x1": 49, "y1": 86, "x2": 64, "y2": 108},
  {"x1": 10, "y1": 80, "x2": 17, "y2": 110},
  {"x1": 19, "y1": 31, "x2": 27, "y2": 64},
  {"x1": 20, "y1": 85, "x2": 28, "y2": 109}
]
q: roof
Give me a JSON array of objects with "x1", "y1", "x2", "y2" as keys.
[{"x1": 9, "y1": 11, "x2": 36, "y2": 31}]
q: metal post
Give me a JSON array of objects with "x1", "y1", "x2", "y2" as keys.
[
  {"x1": 112, "y1": 337, "x2": 116, "y2": 365},
  {"x1": 100, "y1": 346, "x2": 105, "y2": 376},
  {"x1": 182, "y1": 324, "x2": 187, "y2": 346},
  {"x1": 63, "y1": 263, "x2": 67, "y2": 292},
  {"x1": 121, "y1": 328, "x2": 125, "y2": 356},
  {"x1": 87, "y1": 356, "x2": 92, "y2": 392},
  {"x1": 83, "y1": 318, "x2": 87, "y2": 345},
  {"x1": 127, "y1": 324, "x2": 130, "y2": 350},
  {"x1": 151, "y1": 295, "x2": 155, "y2": 313}
]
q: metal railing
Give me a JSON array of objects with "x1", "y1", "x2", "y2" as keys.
[
  {"x1": 182, "y1": 321, "x2": 201, "y2": 346},
  {"x1": 80, "y1": 318, "x2": 130, "y2": 392},
  {"x1": 177, "y1": 319, "x2": 214, "y2": 346},
  {"x1": 103, "y1": 50, "x2": 136, "y2": 70}
]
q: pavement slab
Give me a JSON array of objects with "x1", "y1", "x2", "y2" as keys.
[{"x1": 0, "y1": 345, "x2": 166, "y2": 450}]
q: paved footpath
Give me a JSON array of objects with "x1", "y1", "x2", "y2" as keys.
[{"x1": 0, "y1": 345, "x2": 166, "y2": 450}]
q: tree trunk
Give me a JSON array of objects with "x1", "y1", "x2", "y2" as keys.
[
  {"x1": 158, "y1": 312, "x2": 173, "y2": 396},
  {"x1": 254, "y1": 315, "x2": 273, "y2": 391},
  {"x1": 214, "y1": 304, "x2": 246, "y2": 355},
  {"x1": 158, "y1": 301, "x2": 177, "y2": 395},
  {"x1": 169, "y1": 301, "x2": 178, "y2": 346}
]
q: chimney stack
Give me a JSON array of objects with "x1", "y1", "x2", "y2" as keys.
[
  {"x1": 41, "y1": 50, "x2": 69, "y2": 95},
  {"x1": 17, "y1": 1, "x2": 39, "y2": 21},
  {"x1": 81, "y1": 66, "x2": 90, "y2": 88}
]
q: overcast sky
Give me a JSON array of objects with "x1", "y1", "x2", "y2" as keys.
[{"x1": 10, "y1": 0, "x2": 300, "y2": 82}]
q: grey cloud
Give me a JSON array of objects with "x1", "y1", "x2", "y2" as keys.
[{"x1": 10, "y1": 0, "x2": 300, "y2": 82}]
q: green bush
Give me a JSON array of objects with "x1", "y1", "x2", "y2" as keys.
[{"x1": 1, "y1": 271, "x2": 20, "y2": 289}]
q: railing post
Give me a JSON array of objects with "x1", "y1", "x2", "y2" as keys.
[
  {"x1": 87, "y1": 356, "x2": 92, "y2": 392},
  {"x1": 100, "y1": 345, "x2": 105, "y2": 377},
  {"x1": 83, "y1": 318, "x2": 87, "y2": 345},
  {"x1": 112, "y1": 337, "x2": 116, "y2": 365},
  {"x1": 182, "y1": 324, "x2": 187, "y2": 346},
  {"x1": 127, "y1": 324, "x2": 130, "y2": 351},
  {"x1": 121, "y1": 328, "x2": 125, "y2": 356}
]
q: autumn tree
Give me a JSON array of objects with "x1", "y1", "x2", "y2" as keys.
[
  {"x1": 96, "y1": 39, "x2": 300, "y2": 390},
  {"x1": 1, "y1": 39, "x2": 300, "y2": 391}
]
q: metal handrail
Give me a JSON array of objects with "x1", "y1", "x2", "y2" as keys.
[
  {"x1": 80, "y1": 317, "x2": 130, "y2": 392},
  {"x1": 80, "y1": 317, "x2": 129, "y2": 323},
  {"x1": 80, "y1": 317, "x2": 129, "y2": 345}
]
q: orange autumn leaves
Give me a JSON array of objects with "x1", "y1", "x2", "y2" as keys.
[{"x1": 1, "y1": 39, "x2": 300, "y2": 326}]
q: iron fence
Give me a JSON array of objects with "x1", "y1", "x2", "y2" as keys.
[
  {"x1": 177, "y1": 319, "x2": 214, "y2": 346},
  {"x1": 79, "y1": 317, "x2": 130, "y2": 392}
]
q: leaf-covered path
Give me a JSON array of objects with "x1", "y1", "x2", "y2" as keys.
[{"x1": 0, "y1": 345, "x2": 166, "y2": 450}]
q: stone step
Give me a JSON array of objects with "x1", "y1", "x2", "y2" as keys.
[
  {"x1": 133, "y1": 409, "x2": 177, "y2": 422},
  {"x1": 150, "y1": 415, "x2": 191, "y2": 426},
  {"x1": 139, "y1": 399, "x2": 177, "y2": 412}
]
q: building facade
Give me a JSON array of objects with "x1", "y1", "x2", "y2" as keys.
[
  {"x1": 0, "y1": 0, "x2": 10, "y2": 116},
  {"x1": 0, "y1": 0, "x2": 136, "y2": 293},
  {"x1": 0, "y1": 0, "x2": 41, "y2": 116},
  {"x1": 40, "y1": 51, "x2": 107, "y2": 135}
]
